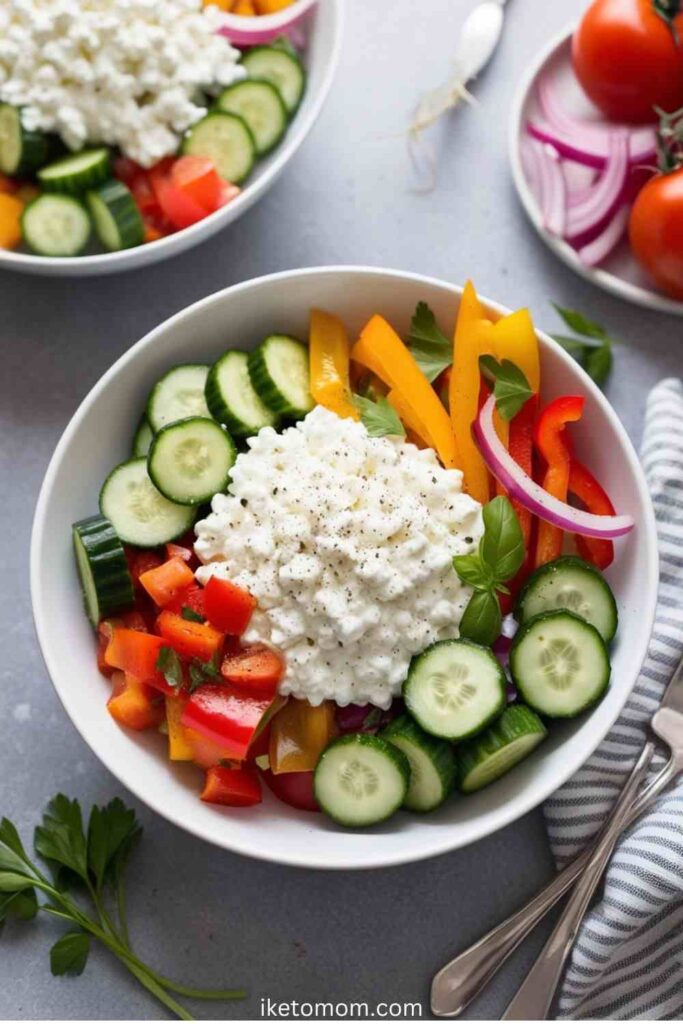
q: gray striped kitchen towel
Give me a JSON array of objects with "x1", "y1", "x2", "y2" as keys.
[{"x1": 543, "y1": 378, "x2": 683, "y2": 1021}]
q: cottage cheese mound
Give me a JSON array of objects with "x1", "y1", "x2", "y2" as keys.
[
  {"x1": 195, "y1": 407, "x2": 483, "y2": 709},
  {"x1": 0, "y1": 0, "x2": 244, "y2": 166}
]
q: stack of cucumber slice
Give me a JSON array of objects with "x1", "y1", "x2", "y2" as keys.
[{"x1": 313, "y1": 555, "x2": 619, "y2": 828}]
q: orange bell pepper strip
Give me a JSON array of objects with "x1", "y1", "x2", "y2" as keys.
[
  {"x1": 255, "y1": 0, "x2": 296, "y2": 13},
  {"x1": 165, "y1": 695, "x2": 194, "y2": 760},
  {"x1": 386, "y1": 388, "x2": 435, "y2": 448},
  {"x1": 568, "y1": 460, "x2": 615, "y2": 570},
  {"x1": 351, "y1": 315, "x2": 461, "y2": 469},
  {"x1": 0, "y1": 193, "x2": 24, "y2": 249},
  {"x1": 139, "y1": 557, "x2": 195, "y2": 608},
  {"x1": 534, "y1": 396, "x2": 585, "y2": 568},
  {"x1": 107, "y1": 672, "x2": 164, "y2": 731},
  {"x1": 156, "y1": 610, "x2": 223, "y2": 662},
  {"x1": 491, "y1": 308, "x2": 541, "y2": 394},
  {"x1": 309, "y1": 308, "x2": 359, "y2": 421},
  {"x1": 269, "y1": 698, "x2": 337, "y2": 774},
  {"x1": 105, "y1": 629, "x2": 165, "y2": 682}
]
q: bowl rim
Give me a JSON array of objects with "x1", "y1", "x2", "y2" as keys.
[
  {"x1": 0, "y1": 0, "x2": 343, "y2": 275},
  {"x1": 30, "y1": 266, "x2": 660, "y2": 869}
]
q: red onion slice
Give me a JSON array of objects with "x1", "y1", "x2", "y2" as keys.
[
  {"x1": 474, "y1": 395, "x2": 635, "y2": 539},
  {"x1": 565, "y1": 131, "x2": 629, "y2": 243},
  {"x1": 578, "y1": 204, "x2": 630, "y2": 266}
]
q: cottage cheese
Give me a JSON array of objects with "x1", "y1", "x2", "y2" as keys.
[
  {"x1": 0, "y1": 0, "x2": 244, "y2": 167},
  {"x1": 195, "y1": 407, "x2": 483, "y2": 709}
]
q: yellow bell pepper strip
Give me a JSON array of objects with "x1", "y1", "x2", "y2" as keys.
[
  {"x1": 0, "y1": 193, "x2": 24, "y2": 249},
  {"x1": 491, "y1": 308, "x2": 541, "y2": 395},
  {"x1": 351, "y1": 315, "x2": 462, "y2": 469},
  {"x1": 269, "y1": 699, "x2": 337, "y2": 774},
  {"x1": 450, "y1": 282, "x2": 497, "y2": 503},
  {"x1": 386, "y1": 388, "x2": 435, "y2": 448},
  {"x1": 309, "y1": 308, "x2": 359, "y2": 420},
  {"x1": 165, "y1": 695, "x2": 194, "y2": 761}
]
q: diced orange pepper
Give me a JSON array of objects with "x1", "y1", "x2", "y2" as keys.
[
  {"x1": 309, "y1": 309, "x2": 359, "y2": 421},
  {"x1": 139, "y1": 557, "x2": 195, "y2": 608},
  {"x1": 107, "y1": 672, "x2": 164, "y2": 731},
  {"x1": 233, "y1": 0, "x2": 257, "y2": 13},
  {"x1": 156, "y1": 610, "x2": 223, "y2": 662},
  {"x1": 0, "y1": 193, "x2": 24, "y2": 249},
  {"x1": 269, "y1": 699, "x2": 337, "y2": 774},
  {"x1": 165, "y1": 695, "x2": 194, "y2": 760},
  {"x1": 255, "y1": 0, "x2": 295, "y2": 11},
  {"x1": 105, "y1": 629, "x2": 165, "y2": 682},
  {"x1": 351, "y1": 315, "x2": 462, "y2": 469}
]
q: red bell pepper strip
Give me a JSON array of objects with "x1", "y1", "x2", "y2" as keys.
[
  {"x1": 156, "y1": 610, "x2": 223, "y2": 662},
  {"x1": 204, "y1": 576, "x2": 257, "y2": 635},
  {"x1": 200, "y1": 765, "x2": 262, "y2": 807},
  {"x1": 220, "y1": 643, "x2": 284, "y2": 695},
  {"x1": 107, "y1": 672, "x2": 164, "y2": 731},
  {"x1": 105, "y1": 629, "x2": 166, "y2": 683},
  {"x1": 533, "y1": 396, "x2": 585, "y2": 568},
  {"x1": 181, "y1": 683, "x2": 275, "y2": 761},
  {"x1": 139, "y1": 557, "x2": 195, "y2": 608},
  {"x1": 261, "y1": 769, "x2": 320, "y2": 812},
  {"x1": 568, "y1": 460, "x2": 616, "y2": 570}
]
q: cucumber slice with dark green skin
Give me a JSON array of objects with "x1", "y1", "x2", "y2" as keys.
[
  {"x1": 509, "y1": 610, "x2": 611, "y2": 718},
  {"x1": 148, "y1": 417, "x2": 236, "y2": 506},
  {"x1": 404, "y1": 639, "x2": 507, "y2": 742},
  {"x1": 87, "y1": 179, "x2": 144, "y2": 251},
  {"x1": 241, "y1": 46, "x2": 306, "y2": 115},
  {"x1": 205, "y1": 349, "x2": 278, "y2": 436},
  {"x1": 38, "y1": 148, "x2": 111, "y2": 194},
  {"x1": 100, "y1": 458, "x2": 196, "y2": 548},
  {"x1": 132, "y1": 416, "x2": 154, "y2": 458},
  {"x1": 314, "y1": 733, "x2": 410, "y2": 827},
  {"x1": 382, "y1": 714, "x2": 456, "y2": 812},
  {"x1": 0, "y1": 104, "x2": 51, "y2": 175},
  {"x1": 456, "y1": 705, "x2": 547, "y2": 794},
  {"x1": 248, "y1": 335, "x2": 313, "y2": 419},
  {"x1": 216, "y1": 80, "x2": 288, "y2": 156},
  {"x1": 182, "y1": 111, "x2": 255, "y2": 184},
  {"x1": 146, "y1": 364, "x2": 211, "y2": 433},
  {"x1": 21, "y1": 195, "x2": 91, "y2": 256},
  {"x1": 72, "y1": 515, "x2": 135, "y2": 626},
  {"x1": 516, "y1": 556, "x2": 618, "y2": 643}
]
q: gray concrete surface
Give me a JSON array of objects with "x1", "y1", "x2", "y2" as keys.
[{"x1": 1, "y1": 0, "x2": 681, "y2": 1019}]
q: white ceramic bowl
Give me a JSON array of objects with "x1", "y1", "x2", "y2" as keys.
[
  {"x1": 1, "y1": 1, "x2": 342, "y2": 277},
  {"x1": 31, "y1": 267, "x2": 659, "y2": 869}
]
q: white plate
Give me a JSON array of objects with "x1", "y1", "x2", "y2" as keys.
[
  {"x1": 509, "y1": 25, "x2": 683, "y2": 317},
  {"x1": 0, "y1": 0, "x2": 342, "y2": 277},
  {"x1": 31, "y1": 267, "x2": 658, "y2": 870}
]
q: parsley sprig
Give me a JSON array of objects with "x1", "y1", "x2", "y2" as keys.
[
  {"x1": 550, "y1": 305, "x2": 616, "y2": 388},
  {"x1": 0, "y1": 795, "x2": 245, "y2": 1020},
  {"x1": 352, "y1": 393, "x2": 406, "y2": 438}
]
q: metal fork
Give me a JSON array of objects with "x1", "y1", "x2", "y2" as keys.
[{"x1": 431, "y1": 655, "x2": 683, "y2": 1019}]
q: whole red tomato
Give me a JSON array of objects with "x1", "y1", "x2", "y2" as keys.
[
  {"x1": 572, "y1": 0, "x2": 683, "y2": 123},
  {"x1": 629, "y1": 167, "x2": 683, "y2": 297}
]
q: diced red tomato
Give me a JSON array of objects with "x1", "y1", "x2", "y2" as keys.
[
  {"x1": 261, "y1": 769, "x2": 320, "y2": 812},
  {"x1": 113, "y1": 156, "x2": 144, "y2": 186},
  {"x1": 105, "y1": 628, "x2": 166, "y2": 683},
  {"x1": 139, "y1": 557, "x2": 195, "y2": 608},
  {"x1": 165, "y1": 542, "x2": 192, "y2": 563},
  {"x1": 165, "y1": 583, "x2": 206, "y2": 619},
  {"x1": 569, "y1": 460, "x2": 616, "y2": 570},
  {"x1": 150, "y1": 162, "x2": 209, "y2": 230},
  {"x1": 204, "y1": 576, "x2": 257, "y2": 635},
  {"x1": 0, "y1": 174, "x2": 18, "y2": 194},
  {"x1": 220, "y1": 643, "x2": 284, "y2": 695},
  {"x1": 201, "y1": 765, "x2": 262, "y2": 807},
  {"x1": 216, "y1": 181, "x2": 240, "y2": 208},
  {"x1": 170, "y1": 155, "x2": 223, "y2": 211},
  {"x1": 107, "y1": 671, "x2": 165, "y2": 731},
  {"x1": 156, "y1": 610, "x2": 223, "y2": 662},
  {"x1": 125, "y1": 548, "x2": 164, "y2": 588},
  {"x1": 120, "y1": 610, "x2": 149, "y2": 632},
  {"x1": 181, "y1": 682, "x2": 276, "y2": 760}
]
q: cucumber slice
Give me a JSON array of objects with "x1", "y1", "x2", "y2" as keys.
[
  {"x1": 132, "y1": 416, "x2": 154, "y2": 458},
  {"x1": 314, "y1": 733, "x2": 410, "y2": 828},
  {"x1": 0, "y1": 103, "x2": 51, "y2": 175},
  {"x1": 148, "y1": 417, "x2": 236, "y2": 506},
  {"x1": 205, "y1": 349, "x2": 278, "y2": 436},
  {"x1": 456, "y1": 705, "x2": 547, "y2": 794},
  {"x1": 86, "y1": 180, "x2": 144, "y2": 251},
  {"x1": 146, "y1": 365, "x2": 211, "y2": 433},
  {"x1": 241, "y1": 46, "x2": 306, "y2": 114},
  {"x1": 182, "y1": 112, "x2": 255, "y2": 185},
  {"x1": 509, "y1": 611, "x2": 611, "y2": 718},
  {"x1": 100, "y1": 458, "x2": 196, "y2": 548},
  {"x1": 216, "y1": 80, "x2": 288, "y2": 157},
  {"x1": 21, "y1": 195, "x2": 91, "y2": 256},
  {"x1": 516, "y1": 556, "x2": 618, "y2": 643},
  {"x1": 248, "y1": 335, "x2": 313, "y2": 419},
  {"x1": 382, "y1": 714, "x2": 456, "y2": 812},
  {"x1": 72, "y1": 515, "x2": 135, "y2": 627},
  {"x1": 404, "y1": 639, "x2": 507, "y2": 741},
  {"x1": 38, "y1": 147, "x2": 111, "y2": 194}
]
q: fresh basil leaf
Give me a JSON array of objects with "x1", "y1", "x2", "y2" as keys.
[
  {"x1": 552, "y1": 304, "x2": 608, "y2": 340},
  {"x1": 34, "y1": 795, "x2": 88, "y2": 884},
  {"x1": 156, "y1": 646, "x2": 183, "y2": 690},
  {"x1": 452, "y1": 553, "x2": 495, "y2": 591},
  {"x1": 481, "y1": 496, "x2": 525, "y2": 583},
  {"x1": 87, "y1": 798, "x2": 139, "y2": 891},
  {"x1": 407, "y1": 301, "x2": 452, "y2": 382},
  {"x1": 352, "y1": 394, "x2": 406, "y2": 438},
  {"x1": 50, "y1": 931, "x2": 90, "y2": 976},
  {"x1": 479, "y1": 356, "x2": 533, "y2": 421},
  {"x1": 458, "y1": 590, "x2": 502, "y2": 647},
  {"x1": 181, "y1": 606, "x2": 204, "y2": 623},
  {"x1": 585, "y1": 342, "x2": 613, "y2": 387}
]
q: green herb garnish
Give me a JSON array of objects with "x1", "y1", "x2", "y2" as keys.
[
  {"x1": 187, "y1": 653, "x2": 221, "y2": 693},
  {"x1": 352, "y1": 393, "x2": 406, "y2": 438},
  {"x1": 155, "y1": 646, "x2": 183, "y2": 690},
  {"x1": 551, "y1": 304, "x2": 616, "y2": 388},
  {"x1": 406, "y1": 301, "x2": 452, "y2": 382},
  {"x1": 180, "y1": 606, "x2": 204, "y2": 623},
  {"x1": 479, "y1": 356, "x2": 534, "y2": 421}
]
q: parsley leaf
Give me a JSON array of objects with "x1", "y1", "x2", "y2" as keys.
[
  {"x1": 352, "y1": 394, "x2": 406, "y2": 438},
  {"x1": 50, "y1": 932, "x2": 90, "y2": 976},
  {"x1": 87, "y1": 798, "x2": 139, "y2": 892},
  {"x1": 551, "y1": 305, "x2": 617, "y2": 389},
  {"x1": 34, "y1": 795, "x2": 88, "y2": 885},
  {"x1": 188, "y1": 653, "x2": 221, "y2": 693},
  {"x1": 155, "y1": 646, "x2": 183, "y2": 690},
  {"x1": 552, "y1": 304, "x2": 608, "y2": 339},
  {"x1": 181, "y1": 606, "x2": 204, "y2": 623},
  {"x1": 479, "y1": 356, "x2": 533, "y2": 421},
  {"x1": 407, "y1": 301, "x2": 452, "y2": 382}
]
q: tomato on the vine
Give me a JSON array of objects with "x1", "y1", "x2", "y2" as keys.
[{"x1": 572, "y1": 0, "x2": 683, "y2": 123}]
